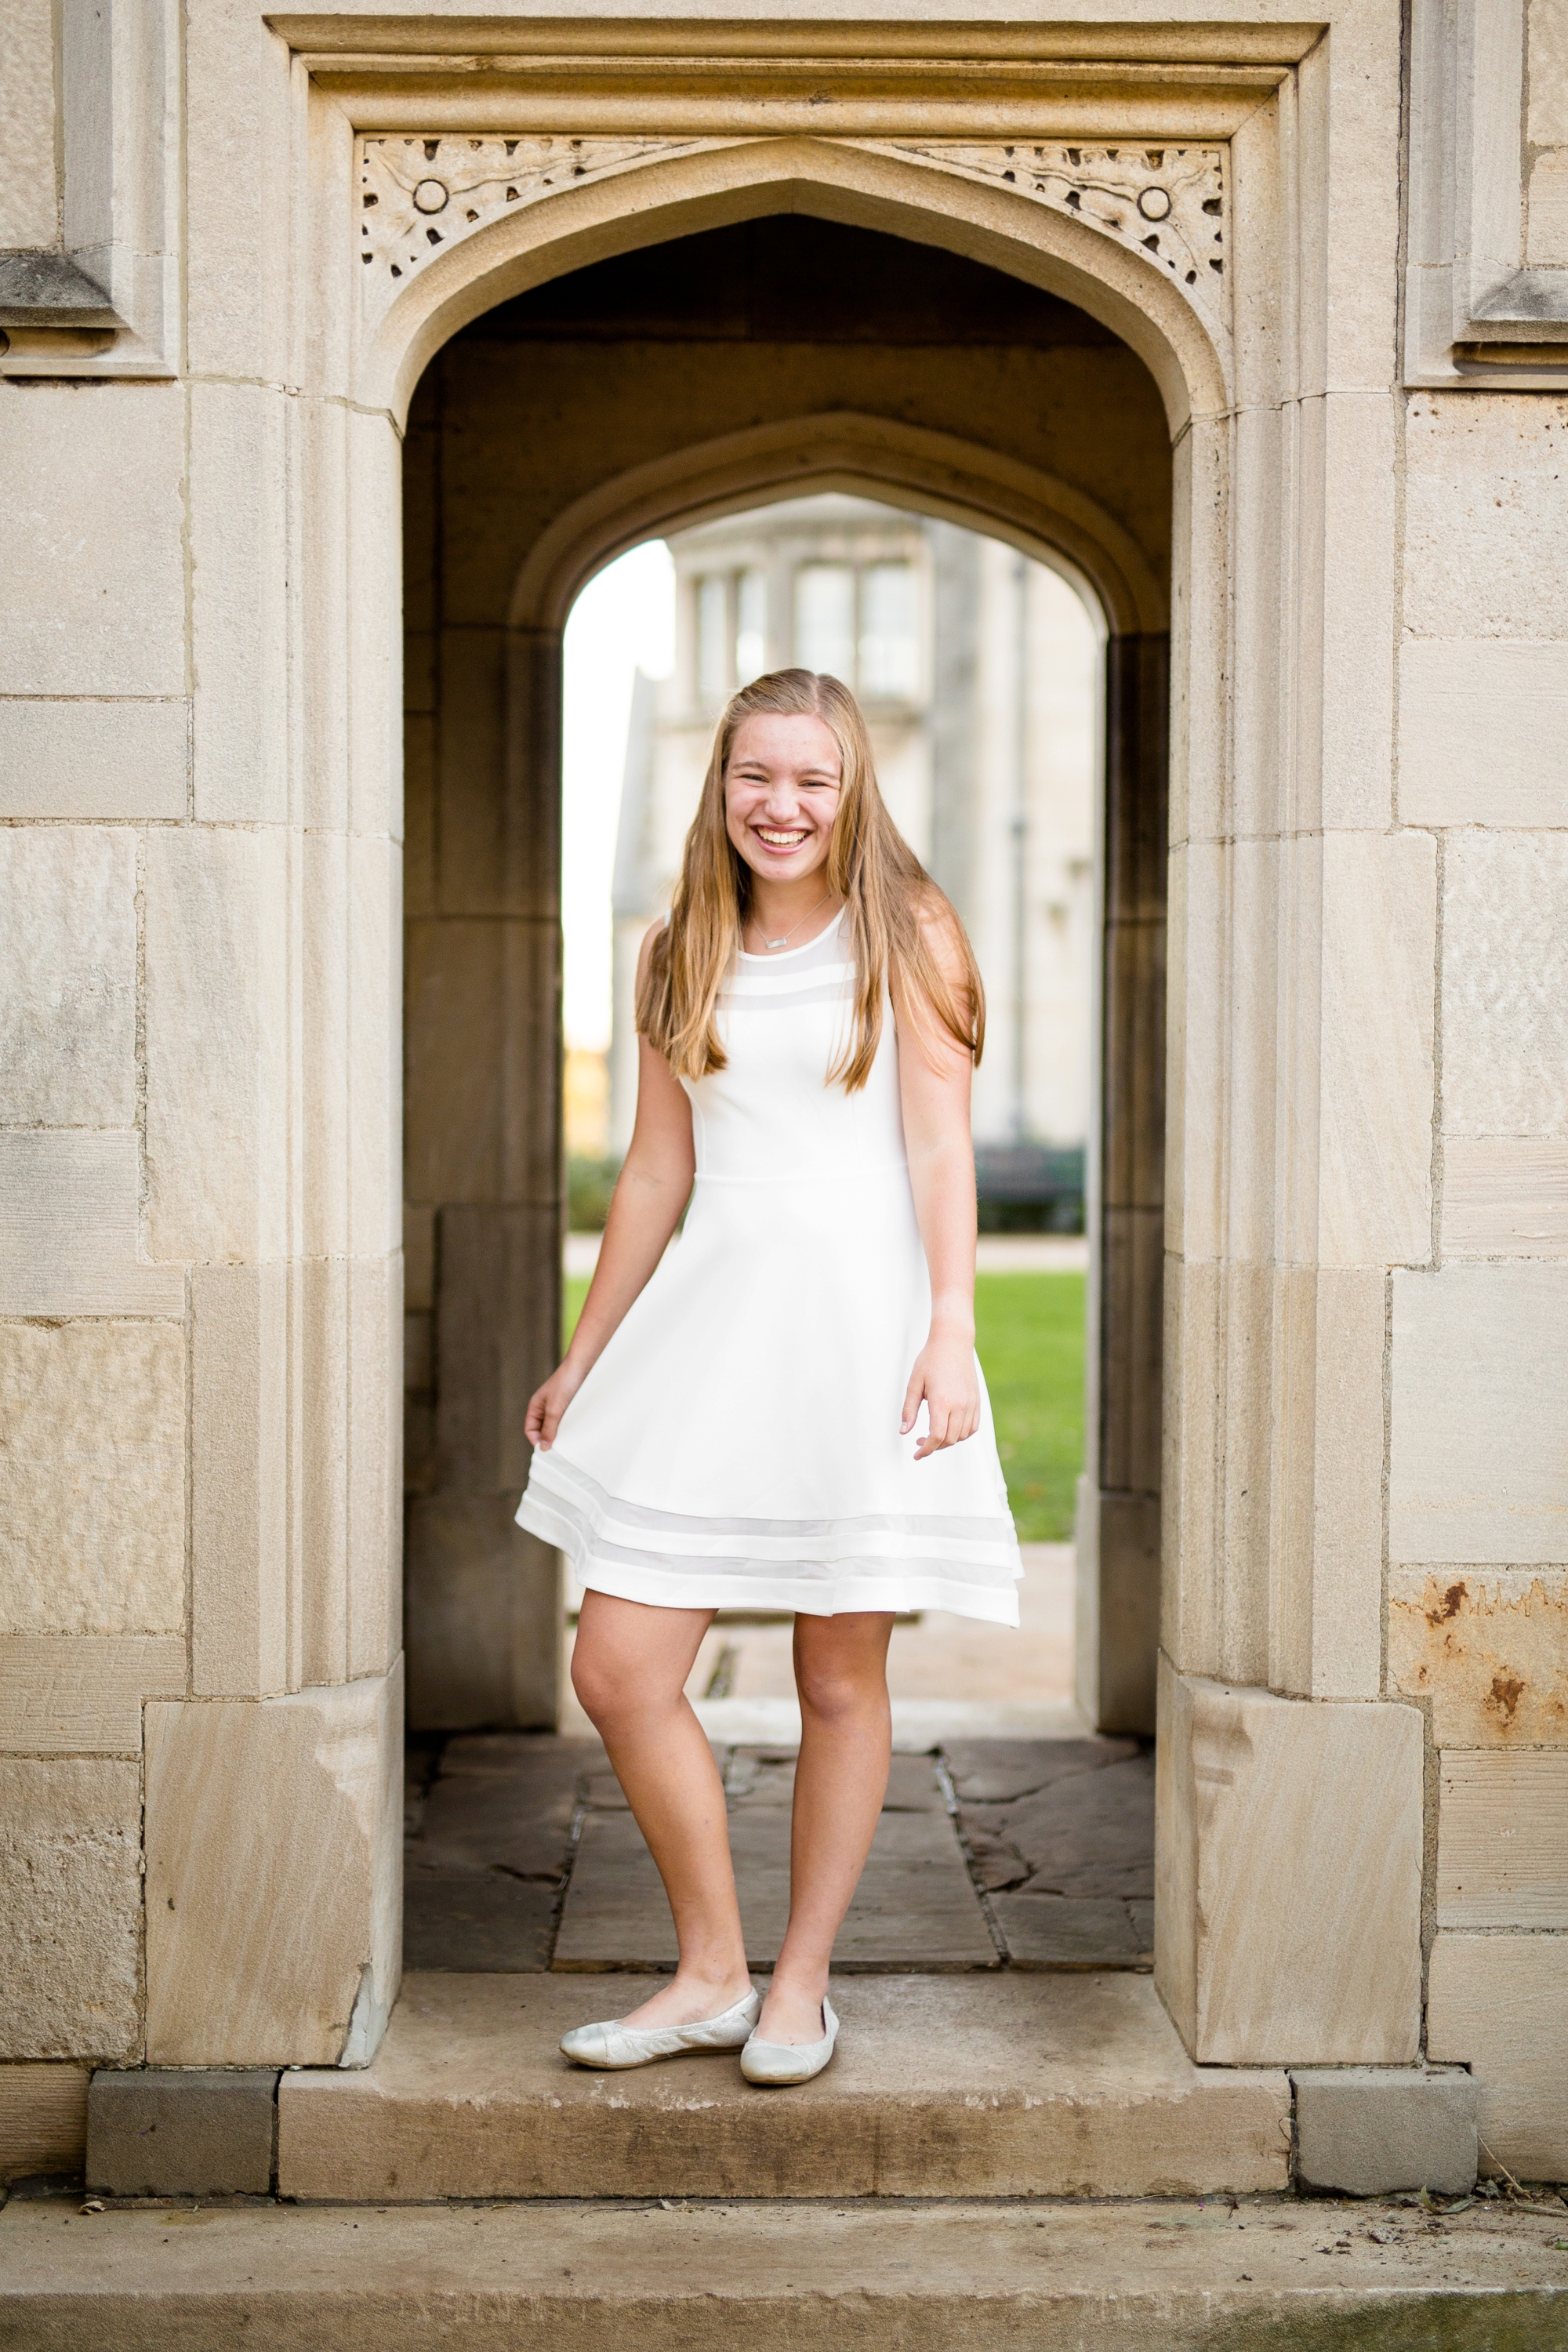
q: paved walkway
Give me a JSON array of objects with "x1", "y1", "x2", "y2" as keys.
[
  {"x1": 406, "y1": 1541, "x2": 1154, "y2": 1973},
  {"x1": 405, "y1": 1729, "x2": 1154, "y2": 1976}
]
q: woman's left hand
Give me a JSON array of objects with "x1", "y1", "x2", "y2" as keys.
[{"x1": 902, "y1": 1330, "x2": 981, "y2": 1460}]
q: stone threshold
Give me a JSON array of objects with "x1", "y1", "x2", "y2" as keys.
[
  {"x1": 5, "y1": 2193, "x2": 1566, "y2": 2351},
  {"x1": 277, "y1": 1972, "x2": 1290, "y2": 2204}
]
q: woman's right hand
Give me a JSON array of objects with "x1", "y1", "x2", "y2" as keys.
[
  {"x1": 525, "y1": 1359, "x2": 587, "y2": 1453},
  {"x1": 524, "y1": 953, "x2": 695, "y2": 1463}
]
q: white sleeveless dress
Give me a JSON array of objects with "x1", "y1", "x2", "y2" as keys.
[{"x1": 517, "y1": 913, "x2": 1022, "y2": 1624}]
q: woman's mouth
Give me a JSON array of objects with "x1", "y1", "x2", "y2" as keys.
[{"x1": 754, "y1": 826, "x2": 810, "y2": 852}]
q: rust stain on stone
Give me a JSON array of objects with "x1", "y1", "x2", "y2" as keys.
[
  {"x1": 1388, "y1": 1568, "x2": 1568, "y2": 1745},
  {"x1": 1425, "y1": 1581, "x2": 1468, "y2": 1628}
]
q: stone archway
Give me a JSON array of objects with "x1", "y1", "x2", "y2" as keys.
[
  {"x1": 398, "y1": 209, "x2": 1175, "y2": 1744},
  {"x1": 147, "y1": 25, "x2": 1434, "y2": 2087},
  {"x1": 509, "y1": 412, "x2": 1165, "y2": 634}
]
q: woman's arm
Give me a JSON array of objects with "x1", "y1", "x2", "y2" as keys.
[
  {"x1": 894, "y1": 905, "x2": 982, "y2": 1461},
  {"x1": 524, "y1": 927, "x2": 695, "y2": 1452}
]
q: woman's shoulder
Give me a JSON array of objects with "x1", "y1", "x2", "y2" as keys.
[
  {"x1": 909, "y1": 884, "x2": 970, "y2": 976},
  {"x1": 887, "y1": 880, "x2": 982, "y2": 1065},
  {"x1": 636, "y1": 916, "x2": 670, "y2": 982}
]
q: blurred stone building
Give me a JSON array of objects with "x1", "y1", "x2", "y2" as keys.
[{"x1": 609, "y1": 496, "x2": 1098, "y2": 1200}]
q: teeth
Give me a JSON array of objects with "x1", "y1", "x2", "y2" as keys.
[{"x1": 757, "y1": 828, "x2": 807, "y2": 846}]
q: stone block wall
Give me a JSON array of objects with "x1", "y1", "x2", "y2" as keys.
[
  {"x1": 0, "y1": 368, "x2": 405, "y2": 2103},
  {"x1": 0, "y1": 382, "x2": 193, "y2": 2100},
  {"x1": 1158, "y1": 390, "x2": 1568, "y2": 2171},
  {"x1": 1389, "y1": 394, "x2": 1568, "y2": 2180},
  {"x1": 0, "y1": 0, "x2": 1564, "y2": 2190},
  {"x1": 1152, "y1": 38, "x2": 1568, "y2": 2173},
  {"x1": 0, "y1": 0, "x2": 406, "y2": 2152}
]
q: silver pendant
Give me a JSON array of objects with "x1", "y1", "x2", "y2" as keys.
[{"x1": 764, "y1": 937, "x2": 787, "y2": 949}]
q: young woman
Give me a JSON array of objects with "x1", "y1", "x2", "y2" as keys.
[{"x1": 519, "y1": 667, "x2": 1021, "y2": 2086}]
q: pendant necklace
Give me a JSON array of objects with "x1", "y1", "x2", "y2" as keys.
[{"x1": 750, "y1": 890, "x2": 833, "y2": 953}]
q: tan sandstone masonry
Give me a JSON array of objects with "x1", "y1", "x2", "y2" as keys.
[{"x1": 0, "y1": 2, "x2": 1561, "y2": 2190}]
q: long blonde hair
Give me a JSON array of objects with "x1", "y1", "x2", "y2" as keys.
[{"x1": 637, "y1": 668, "x2": 985, "y2": 1091}]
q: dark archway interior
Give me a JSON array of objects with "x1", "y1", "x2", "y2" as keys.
[
  {"x1": 479, "y1": 216, "x2": 1125, "y2": 345},
  {"x1": 401, "y1": 212, "x2": 1169, "y2": 1737}
]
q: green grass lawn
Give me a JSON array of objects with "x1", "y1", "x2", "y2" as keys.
[
  {"x1": 975, "y1": 1272, "x2": 1084, "y2": 1541},
  {"x1": 564, "y1": 1269, "x2": 1083, "y2": 1543}
]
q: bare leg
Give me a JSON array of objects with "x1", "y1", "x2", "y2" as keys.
[
  {"x1": 570, "y1": 1590, "x2": 751, "y2": 2028},
  {"x1": 756, "y1": 1612, "x2": 895, "y2": 2043}
]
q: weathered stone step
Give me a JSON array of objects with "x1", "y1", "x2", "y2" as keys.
[
  {"x1": 278, "y1": 1972, "x2": 1290, "y2": 2203},
  {"x1": 5, "y1": 2191, "x2": 1566, "y2": 2351}
]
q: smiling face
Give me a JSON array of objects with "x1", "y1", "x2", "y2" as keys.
[{"x1": 724, "y1": 712, "x2": 844, "y2": 887}]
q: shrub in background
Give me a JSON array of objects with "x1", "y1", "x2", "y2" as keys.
[{"x1": 568, "y1": 1153, "x2": 622, "y2": 1232}]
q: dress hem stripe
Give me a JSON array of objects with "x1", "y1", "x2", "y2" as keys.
[{"x1": 518, "y1": 1493, "x2": 1023, "y2": 1627}]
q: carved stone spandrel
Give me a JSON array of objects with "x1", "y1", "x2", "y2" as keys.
[
  {"x1": 357, "y1": 135, "x2": 725, "y2": 326},
  {"x1": 358, "y1": 132, "x2": 1231, "y2": 367},
  {"x1": 858, "y1": 138, "x2": 1229, "y2": 348}
]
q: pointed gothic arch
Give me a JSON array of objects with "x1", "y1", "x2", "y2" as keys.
[{"x1": 398, "y1": 208, "x2": 1174, "y2": 1742}]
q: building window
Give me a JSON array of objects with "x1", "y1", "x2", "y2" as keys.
[
  {"x1": 735, "y1": 568, "x2": 767, "y2": 684},
  {"x1": 793, "y1": 558, "x2": 918, "y2": 698},
  {"x1": 858, "y1": 561, "x2": 918, "y2": 699},
  {"x1": 696, "y1": 568, "x2": 770, "y2": 697},
  {"x1": 695, "y1": 573, "x2": 728, "y2": 700},
  {"x1": 794, "y1": 562, "x2": 856, "y2": 681}
]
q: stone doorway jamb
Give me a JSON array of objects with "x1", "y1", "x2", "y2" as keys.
[{"x1": 145, "y1": 11, "x2": 1424, "y2": 2074}]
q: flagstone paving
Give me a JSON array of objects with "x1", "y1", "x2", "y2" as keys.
[{"x1": 403, "y1": 1730, "x2": 1154, "y2": 1975}]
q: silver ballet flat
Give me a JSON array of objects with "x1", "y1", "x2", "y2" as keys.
[
  {"x1": 740, "y1": 1996, "x2": 839, "y2": 2086},
  {"x1": 560, "y1": 1987, "x2": 760, "y2": 2070}
]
